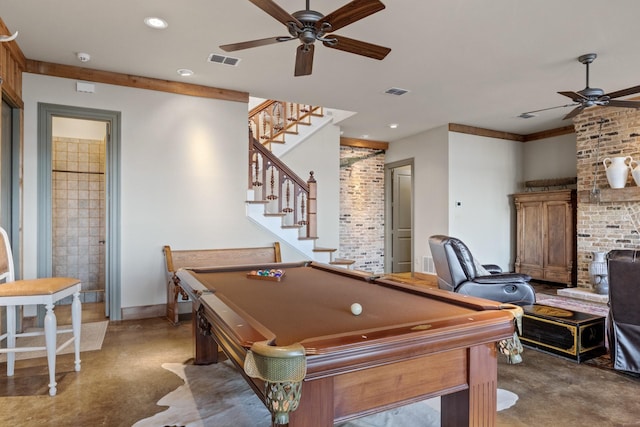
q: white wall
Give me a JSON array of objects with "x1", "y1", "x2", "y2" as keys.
[
  {"x1": 281, "y1": 123, "x2": 341, "y2": 250},
  {"x1": 386, "y1": 125, "x2": 449, "y2": 272},
  {"x1": 522, "y1": 133, "x2": 577, "y2": 183},
  {"x1": 22, "y1": 74, "x2": 310, "y2": 312},
  {"x1": 448, "y1": 132, "x2": 523, "y2": 270},
  {"x1": 387, "y1": 126, "x2": 524, "y2": 273}
]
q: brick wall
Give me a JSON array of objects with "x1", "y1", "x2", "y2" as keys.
[
  {"x1": 574, "y1": 107, "x2": 640, "y2": 289},
  {"x1": 339, "y1": 146, "x2": 385, "y2": 273}
]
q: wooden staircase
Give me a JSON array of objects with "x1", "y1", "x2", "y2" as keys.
[{"x1": 247, "y1": 99, "x2": 354, "y2": 268}]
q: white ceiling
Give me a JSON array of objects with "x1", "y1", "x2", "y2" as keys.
[{"x1": 2, "y1": 0, "x2": 640, "y2": 142}]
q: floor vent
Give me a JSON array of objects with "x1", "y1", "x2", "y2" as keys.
[
  {"x1": 208, "y1": 54, "x2": 241, "y2": 66},
  {"x1": 423, "y1": 256, "x2": 435, "y2": 274},
  {"x1": 384, "y1": 87, "x2": 410, "y2": 96}
]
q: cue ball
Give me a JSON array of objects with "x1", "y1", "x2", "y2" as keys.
[{"x1": 350, "y1": 303, "x2": 363, "y2": 316}]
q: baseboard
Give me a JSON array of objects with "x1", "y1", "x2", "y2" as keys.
[
  {"x1": 122, "y1": 301, "x2": 193, "y2": 321},
  {"x1": 121, "y1": 304, "x2": 166, "y2": 320}
]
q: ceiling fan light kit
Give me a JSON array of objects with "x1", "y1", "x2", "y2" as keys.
[
  {"x1": 558, "y1": 53, "x2": 640, "y2": 120},
  {"x1": 220, "y1": 0, "x2": 391, "y2": 76}
]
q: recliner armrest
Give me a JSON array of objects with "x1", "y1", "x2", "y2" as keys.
[
  {"x1": 473, "y1": 273, "x2": 531, "y2": 284},
  {"x1": 482, "y1": 264, "x2": 502, "y2": 274}
]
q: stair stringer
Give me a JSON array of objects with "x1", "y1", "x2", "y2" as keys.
[{"x1": 245, "y1": 199, "x2": 332, "y2": 263}]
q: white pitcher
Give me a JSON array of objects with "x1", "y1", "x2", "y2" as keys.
[
  {"x1": 631, "y1": 159, "x2": 640, "y2": 186},
  {"x1": 603, "y1": 156, "x2": 632, "y2": 189}
]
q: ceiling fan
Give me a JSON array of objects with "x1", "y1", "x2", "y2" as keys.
[
  {"x1": 558, "y1": 53, "x2": 640, "y2": 120},
  {"x1": 219, "y1": 0, "x2": 391, "y2": 76}
]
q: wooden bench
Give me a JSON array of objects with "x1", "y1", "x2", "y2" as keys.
[{"x1": 163, "y1": 242, "x2": 281, "y2": 324}]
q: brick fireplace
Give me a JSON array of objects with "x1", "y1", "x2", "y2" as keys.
[{"x1": 574, "y1": 107, "x2": 640, "y2": 290}]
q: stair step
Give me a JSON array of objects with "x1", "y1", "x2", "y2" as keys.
[
  {"x1": 285, "y1": 131, "x2": 299, "y2": 135},
  {"x1": 264, "y1": 213, "x2": 286, "y2": 217},
  {"x1": 313, "y1": 247, "x2": 337, "y2": 253},
  {"x1": 282, "y1": 225, "x2": 303, "y2": 229},
  {"x1": 299, "y1": 237, "x2": 318, "y2": 241},
  {"x1": 246, "y1": 200, "x2": 268, "y2": 204},
  {"x1": 331, "y1": 258, "x2": 355, "y2": 266}
]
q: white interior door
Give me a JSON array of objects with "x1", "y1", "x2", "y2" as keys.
[{"x1": 390, "y1": 164, "x2": 413, "y2": 273}]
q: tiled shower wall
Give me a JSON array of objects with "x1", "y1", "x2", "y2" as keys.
[{"x1": 52, "y1": 136, "x2": 105, "y2": 302}]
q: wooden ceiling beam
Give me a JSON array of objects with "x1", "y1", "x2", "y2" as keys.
[
  {"x1": 449, "y1": 123, "x2": 576, "y2": 142},
  {"x1": 25, "y1": 59, "x2": 249, "y2": 103},
  {"x1": 340, "y1": 137, "x2": 388, "y2": 150}
]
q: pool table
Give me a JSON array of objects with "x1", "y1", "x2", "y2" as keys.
[{"x1": 176, "y1": 261, "x2": 516, "y2": 426}]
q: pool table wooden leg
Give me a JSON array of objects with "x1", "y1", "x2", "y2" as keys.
[
  {"x1": 441, "y1": 343, "x2": 498, "y2": 427},
  {"x1": 193, "y1": 303, "x2": 219, "y2": 365},
  {"x1": 288, "y1": 377, "x2": 334, "y2": 426}
]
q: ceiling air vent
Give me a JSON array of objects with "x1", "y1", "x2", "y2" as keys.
[
  {"x1": 384, "y1": 87, "x2": 409, "y2": 96},
  {"x1": 208, "y1": 53, "x2": 241, "y2": 66}
]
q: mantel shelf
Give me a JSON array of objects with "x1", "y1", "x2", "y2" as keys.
[{"x1": 578, "y1": 186, "x2": 640, "y2": 203}]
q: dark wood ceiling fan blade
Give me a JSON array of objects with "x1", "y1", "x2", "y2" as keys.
[
  {"x1": 563, "y1": 106, "x2": 584, "y2": 120},
  {"x1": 606, "y1": 100, "x2": 640, "y2": 109},
  {"x1": 294, "y1": 44, "x2": 314, "y2": 76},
  {"x1": 220, "y1": 36, "x2": 287, "y2": 52},
  {"x1": 323, "y1": 35, "x2": 390, "y2": 60},
  {"x1": 249, "y1": 0, "x2": 302, "y2": 27},
  {"x1": 318, "y1": 0, "x2": 385, "y2": 32},
  {"x1": 558, "y1": 91, "x2": 587, "y2": 101},
  {"x1": 604, "y1": 85, "x2": 640, "y2": 99}
]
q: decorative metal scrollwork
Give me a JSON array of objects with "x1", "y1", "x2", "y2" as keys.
[{"x1": 196, "y1": 305, "x2": 212, "y2": 336}]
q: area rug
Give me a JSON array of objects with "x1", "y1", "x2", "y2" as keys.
[
  {"x1": 133, "y1": 361, "x2": 518, "y2": 427},
  {"x1": 534, "y1": 294, "x2": 609, "y2": 317},
  {"x1": 0, "y1": 320, "x2": 108, "y2": 362}
]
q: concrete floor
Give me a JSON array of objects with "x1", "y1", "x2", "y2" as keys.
[{"x1": 0, "y1": 303, "x2": 639, "y2": 426}]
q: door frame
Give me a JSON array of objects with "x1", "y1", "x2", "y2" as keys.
[
  {"x1": 1, "y1": 98, "x2": 23, "y2": 276},
  {"x1": 37, "y1": 103, "x2": 122, "y2": 320},
  {"x1": 384, "y1": 159, "x2": 414, "y2": 273}
]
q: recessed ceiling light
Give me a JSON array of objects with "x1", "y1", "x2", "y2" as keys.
[
  {"x1": 389, "y1": 123, "x2": 399, "y2": 129},
  {"x1": 177, "y1": 69, "x2": 194, "y2": 77},
  {"x1": 144, "y1": 17, "x2": 168, "y2": 29}
]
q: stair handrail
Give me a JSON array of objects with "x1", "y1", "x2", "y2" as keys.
[
  {"x1": 249, "y1": 100, "x2": 323, "y2": 147},
  {"x1": 249, "y1": 131, "x2": 317, "y2": 238}
]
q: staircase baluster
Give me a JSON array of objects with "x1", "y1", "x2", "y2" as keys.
[
  {"x1": 266, "y1": 165, "x2": 278, "y2": 202},
  {"x1": 252, "y1": 153, "x2": 262, "y2": 187},
  {"x1": 261, "y1": 111, "x2": 269, "y2": 140},
  {"x1": 298, "y1": 192, "x2": 307, "y2": 226},
  {"x1": 283, "y1": 180, "x2": 293, "y2": 213},
  {"x1": 287, "y1": 102, "x2": 295, "y2": 122}
]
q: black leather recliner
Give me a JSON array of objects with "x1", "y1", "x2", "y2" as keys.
[
  {"x1": 428, "y1": 235, "x2": 536, "y2": 306},
  {"x1": 607, "y1": 249, "x2": 640, "y2": 374}
]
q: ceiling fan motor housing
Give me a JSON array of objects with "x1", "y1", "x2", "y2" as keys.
[{"x1": 291, "y1": 9, "x2": 326, "y2": 44}]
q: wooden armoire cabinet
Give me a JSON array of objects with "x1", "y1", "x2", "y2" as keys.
[{"x1": 513, "y1": 189, "x2": 576, "y2": 286}]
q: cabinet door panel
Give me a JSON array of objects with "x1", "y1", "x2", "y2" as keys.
[
  {"x1": 520, "y1": 202, "x2": 544, "y2": 267},
  {"x1": 545, "y1": 202, "x2": 569, "y2": 268}
]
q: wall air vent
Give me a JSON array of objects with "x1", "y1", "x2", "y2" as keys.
[
  {"x1": 208, "y1": 53, "x2": 241, "y2": 66},
  {"x1": 384, "y1": 87, "x2": 410, "y2": 96}
]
